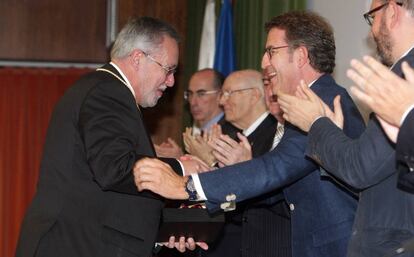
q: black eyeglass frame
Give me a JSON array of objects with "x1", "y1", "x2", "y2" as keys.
[
  {"x1": 264, "y1": 45, "x2": 290, "y2": 59},
  {"x1": 363, "y1": 1, "x2": 403, "y2": 26}
]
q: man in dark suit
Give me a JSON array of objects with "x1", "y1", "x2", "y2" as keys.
[
  {"x1": 397, "y1": 108, "x2": 414, "y2": 193},
  {"x1": 347, "y1": 56, "x2": 414, "y2": 195},
  {"x1": 276, "y1": 1, "x2": 414, "y2": 256},
  {"x1": 204, "y1": 69, "x2": 290, "y2": 257},
  {"x1": 155, "y1": 69, "x2": 226, "y2": 159},
  {"x1": 15, "y1": 17, "x2": 203, "y2": 257},
  {"x1": 133, "y1": 11, "x2": 365, "y2": 257}
]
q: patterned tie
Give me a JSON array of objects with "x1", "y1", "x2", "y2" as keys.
[{"x1": 271, "y1": 124, "x2": 285, "y2": 150}]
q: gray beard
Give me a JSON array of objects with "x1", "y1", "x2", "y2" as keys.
[{"x1": 374, "y1": 22, "x2": 393, "y2": 67}]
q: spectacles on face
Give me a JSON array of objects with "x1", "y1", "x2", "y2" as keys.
[
  {"x1": 142, "y1": 51, "x2": 177, "y2": 76},
  {"x1": 264, "y1": 45, "x2": 289, "y2": 59},
  {"x1": 184, "y1": 89, "x2": 219, "y2": 100},
  {"x1": 220, "y1": 87, "x2": 255, "y2": 99},
  {"x1": 363, "y1": 1, "x2": 403, "y2": 26}
]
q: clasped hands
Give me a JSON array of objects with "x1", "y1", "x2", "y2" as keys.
[
  {"x1": 183, "y1": 125, "x2": 252, "y2": 167},
  {"x1": 132, "y1": 157, "x2": 208, "y2": 252}
]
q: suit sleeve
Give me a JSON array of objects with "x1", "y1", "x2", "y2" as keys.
[
  {"x1": 78, "y1": 81, "x2": 182, "y2": 195},
  {"x1": 200, "y1": 125, "x2": 318, "y2": 212},
  {"x1": 306, "y1": 116, "x2": 395, "y2": 190},
  {"x1": 199, "y1": 84, "x2": 364, "y2": 212},
  {"x1": 397, "y1": 108, "x2": 414, "y2": 163},
  {"x1": 396, "y1": 108, "x2": 414, "y2": 193}
]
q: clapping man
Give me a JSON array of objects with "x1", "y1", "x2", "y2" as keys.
[{"x1": 277, "y1": 1, "x2": 414, "y2": 256}]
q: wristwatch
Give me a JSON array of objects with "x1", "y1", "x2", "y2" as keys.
[{"x1": 185, "y1": 176, "x2": 199, "y2": 201}]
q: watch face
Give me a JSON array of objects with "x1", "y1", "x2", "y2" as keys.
[{"x1": 187, "y1": 178, "x2": 196, "y2": 192}]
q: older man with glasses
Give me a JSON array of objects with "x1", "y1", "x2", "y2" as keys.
[
  {"x1": 155, "y1": 68, "x2": 238, "y2": 159},
  {"x1": 14, "y1": 17, "x2": 206, "y2": 257}
]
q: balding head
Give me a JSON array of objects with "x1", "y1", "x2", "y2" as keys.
[
  {"x1": 186, "y1": 69, "x2": 224, "y2": 128},
  {"x1": 220, "y1": 70, "x2": 267, "y2": 129}
]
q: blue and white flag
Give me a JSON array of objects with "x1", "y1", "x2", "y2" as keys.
[{"x1": 213, "y1": 0, "x2": 236, "y2": 77}]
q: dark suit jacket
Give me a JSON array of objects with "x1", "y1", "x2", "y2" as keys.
[
  {"x1": 306, "y1": 49, "x2": 414, "y2": 257},
  {"x1": 207, "y1": 114, "x2": 291, "y2": 257},
  {"x1": 397, "y1": 108, "x2": 414, "y2": 193},
  {"x1": 15, "y1": 64, "x2": 181, "y2": 257},
  {"x1": 198, "y1": 74, "x2": 365, "y2": 257}
]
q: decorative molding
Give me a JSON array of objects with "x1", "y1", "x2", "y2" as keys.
[{"x1": 106, "y1": 0, "x2": 118, "y2": 47}]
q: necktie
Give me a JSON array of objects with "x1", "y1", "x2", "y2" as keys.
[{"x1": 271, "y1": 124, "x2": 285, "y2": 150}]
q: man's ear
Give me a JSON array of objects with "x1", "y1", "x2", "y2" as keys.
[
  {"x1": 295, "y1": 46, "x2": 309, "y2": 68},
  {"x1": 251, "y1": 87, "x2": 262, "y2": 104},
  {"x1": 386, "y1": 1, "x2": 400, "y2": 29},
  {"x1": 131, "y1": 49, "x2": 143, "y2": 67}
]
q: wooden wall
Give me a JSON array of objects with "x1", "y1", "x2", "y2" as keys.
[
  {"x1": 0, "y1": 0, "x2": 108, "y2": 62},
  {"x1": 0, "y1": 1, "x2": 188, "y2": 256},
  {"x1": 118, "y1": 0, "x2": 188, "y2": 145},
  {"x1": 0, "y1": 0, "x2": 188, "y2": 143}
]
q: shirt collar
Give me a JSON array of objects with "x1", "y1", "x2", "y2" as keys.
[
  {"x1": 391, "y1": 44, "x2": 414, "y2": 70},
  {"x1": 243, "y1": 111, "x2": 269, "y2": 136},
  {"x1": 192, "y1": 112, "x2": 225, "y2": 135},
  {"x1": 201, "y1": 112, "x2": 224, "y2": 131},
  {"x1": 308, "y1": 79, "x2": 317, "y2": 88},
  {"x1": 109, "y1": 62, "x2": 136, "y2": 98}
]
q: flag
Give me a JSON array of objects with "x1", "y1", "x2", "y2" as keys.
[
  {"x1": 198, "y1": 0, "x2": 216, "y2": 70},
  {"x1": 213, "y1": 0, "x2": 236, "y2": 77}
]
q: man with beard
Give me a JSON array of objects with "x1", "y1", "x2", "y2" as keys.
[
  {"x1": 276, "y1": 0, "x2": 414, "y2": 256},
  {"x1": 348, "y1": 56, "x2": 414, "y2": 195},
  {"x1": 133, "y1": 11, "x2": 366, "y2": 257},
  {"x1": 14, "y1": 17, "x2": 205, "y2": 257}
]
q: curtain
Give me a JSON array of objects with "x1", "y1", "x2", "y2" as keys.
[
  {"x1": 182, "y1": 0, "x2": 306, "y2": 126},
  {"x1": 182, "y1": 0, "x2": 208, "y2": 128},
  {"x1": 234, "y1": 0, "x2": 306, "y2": 71},
  {"x1": 0, "y1": 67, "x2": 91, "y2": 257}
]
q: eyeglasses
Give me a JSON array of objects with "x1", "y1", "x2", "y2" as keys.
[
  {"x1": 264, "y1": 45, "x2": 289, "y2": 59},
  {"x1": 363, "y1": 1, "x2": 403, "y2": 26},
  {"x1": 220, "y1": 87, "x2": 255, "y2": 99},
  {"x1": 142, "y1": 51, "x2": 177, "y2": 76},
  {"x1": 184, "y1": 89, "x2": 219, "y2": 100}
]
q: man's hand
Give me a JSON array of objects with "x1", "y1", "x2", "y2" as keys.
[
  {"x1": 376, "y1": 115, "x2": 399, "y2": 143},
  {"x1": 209, "y1": 133, "x2": 252, "y2": 167},
  {"x1": 348, "y1": 56, "x2": 414, "y2": 126},
  {"x1": 133, "y1": 158, "x2": 188, "y2": 199},
  {"x1": 154, "y1": 138, "x2": 183, "y2": 158},
  {"x1": 183, "y1": 128, "x2": 217, "y2": 167},
  {"x1": 180, "y1": 155, "x2": 211, "y2": 174},
  {"x1": 278, "y1": 80, "x2": 344, "y2": 132},
  {"x1": 163, "y1": 236, "x2": 208, "y2": 252}
]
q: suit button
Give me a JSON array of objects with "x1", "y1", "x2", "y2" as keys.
[
  {"x1": 289, "y1": 203, "x2": 295, "y2": 211},
  {"x1": 243, "y1": 217, "x2": 248, "y2": 223}
]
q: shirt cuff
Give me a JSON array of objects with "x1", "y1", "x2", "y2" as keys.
[
  {"x1": 191, "y1": 174, "x2": 207, "y2": 201},
  {"x1": 400, "y1": 104, "x2": 414, "y2": 126},
  {"x1": 177, "y1": 159, "x2": 185, "y2": 176}
]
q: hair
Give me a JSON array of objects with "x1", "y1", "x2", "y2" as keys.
[
  {"x1": 265, "y1": 11, "x2": 336, "y2": 74},
  {"x1": 227, "y1": 70, "x2": 264, "y2": 98},
  {"x1": 110, "y1": 17, "x2": 180, "y2": 59},
  {"x1": 196, "y1": 68, "x2": 225, "y2": 90},
  {"x1": 402, "y1": 0, "x2": 414, "y2": 14},
  {"x1": 379, "y1": 0, "x2": 414, "y2": 15}
]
